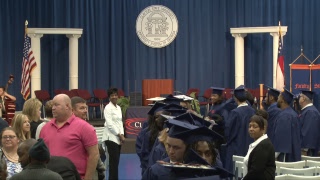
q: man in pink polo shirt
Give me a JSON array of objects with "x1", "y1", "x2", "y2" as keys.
[{"x1": 40, "y1": 94, "x2": 99, "y2": 179}]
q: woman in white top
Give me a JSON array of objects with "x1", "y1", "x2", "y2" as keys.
[
  {"x1": 243, "y1": 114, "x2": 275, "y2": 180},
  {"x1": 102, "y1": 87, "x2": 124, "y2": 180}
]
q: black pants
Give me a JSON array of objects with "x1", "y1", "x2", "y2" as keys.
[{"x1": 105, "y1": 140, "x2": 121, "y2": 180}]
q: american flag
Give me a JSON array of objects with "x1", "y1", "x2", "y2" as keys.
[{"x1": 21, "y1": 35, "x2": 37, "y2": 100}]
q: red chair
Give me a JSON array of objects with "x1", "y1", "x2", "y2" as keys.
[
  {"x1": 54, "y1": 89, "x2": 77, "y2": 98},
  {"x1": 118, "y1": 89, "x2": 125, "y2": 97},
  {"x1": 54, "y1": 89, "x2": 64, "y2": 95},
  {"x1": 199, "y1": 88, "x2": 212, "y2": 106},
  {"x1": 186, "y1": 88, "x2": 200, "y2": 99},
  {"x1": 34, "y1": 90, "x2": 51, "y2": 118},
  {"x1": 2, "y1": 101, "x2": 16, "y2": 126},
  {"x1": 93, "y1": 89, "x2": 109, "y2": 118},
  {"x1": 75, "y1": 89, "x2": 100, "y2": 119},
  {"x1": 34, "y1": 90, "x2": 51, "y2": 102},
  {"x1": 70, "y1": 89, "x2": 79, "y2": 97}
]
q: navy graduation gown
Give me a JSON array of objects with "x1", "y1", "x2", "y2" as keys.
[
  {"x1": 148, "y1": 142, "x2": 168, "y2": 167},
  {"x1": 208, "y1": 103, "x2": 229, "y2": 138},
  {"x1": 266, "y1": 103, "x2": 281, "y2": 144},
  {"x1": 224, "y1": 105, "x2": 255, "y2": 172},
  {"x1": 142, "y1": 121, "x2": 149, "y2": 129},
  {"x1": 142, "y1": 157, "x2": 174, "y2": 180},
  {"x1": 136, "y1": 127, "x2": 151, "y2": 175},
  {"x1": 300, "y1": 105, "x2": 320, "y2": 155},
  {"x1": 273, "y1": 107, "x2": 301, "y2": 162}
]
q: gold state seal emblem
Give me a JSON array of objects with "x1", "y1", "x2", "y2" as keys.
[{"x1": 136, "y1": 5, "x2": 178, "y2": 48}]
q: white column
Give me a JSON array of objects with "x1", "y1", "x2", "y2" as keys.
[
  {"x1": 232, "y1": 33, "x2": 247, "y2": 88},
  {"x1": 270, "y1": 32, "x2": 286, "y2": 88},
  {"x1": 28, "y1": 34, "x2": 43, "y2": 98},
  {"x1": 66, "y1": 34, "x2": 81, "y2": 90}
]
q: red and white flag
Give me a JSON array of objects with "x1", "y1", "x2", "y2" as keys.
[{"x1": 276, "y1": 23, "x2": 285, "y2": 91}]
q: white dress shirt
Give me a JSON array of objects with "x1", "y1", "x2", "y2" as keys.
[{"x1": 102, "y1": 102, "x2": 124, "y2": 145}]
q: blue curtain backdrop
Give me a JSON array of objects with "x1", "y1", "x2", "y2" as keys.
[{"x1": 0, "y1": 0, "x2": 320, "y2": 110}]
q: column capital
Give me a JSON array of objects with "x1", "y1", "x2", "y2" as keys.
[
  {"x1": 66, "y1": 34, "x2": 81, "y2": 39},
  {"x1": 270, "y1": 32, "x2": 286, "y2": 37},
  {"x1": 27, "y1": 34, "x2": 43, "y2": 38},
  {"x1": 232, "y1": 33, "x2": 247, "y2": 38}
]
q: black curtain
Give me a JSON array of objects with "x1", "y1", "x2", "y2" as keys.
[{"x1": 0, "y1": 0, "x2": 319, "y2": 110}]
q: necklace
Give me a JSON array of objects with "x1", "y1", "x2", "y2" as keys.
[{"x1": 2, "y1": 148, "x2": 19, "y2": 162}]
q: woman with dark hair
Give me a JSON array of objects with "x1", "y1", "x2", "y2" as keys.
[
  {"x1": 190, "y1": 140, "x2": 222, "y2": 168},
  {"x1": 136, "y1": 102, "x2": 167, "y2": 175},
  {"x1": 0, "y1": 127, "x2": 22, "y2": 179},
  {"x1": 243, "y1": 115, "x2": 275, "y2": 180},
  {"x1": 102, "y1": 87, "x2": 124, "y2": 180}
]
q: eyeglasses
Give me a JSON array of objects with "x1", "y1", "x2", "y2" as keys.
[{"x1": 2, "y1": 136, "x2": 16, "y2": 140}]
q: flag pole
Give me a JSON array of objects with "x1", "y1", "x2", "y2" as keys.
[{"x1": 25, "y1": 20, "x2": 28, "y2": 37}]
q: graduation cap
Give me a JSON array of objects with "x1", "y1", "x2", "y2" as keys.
[
  {"x1": 165, "y1": 109, "x2": 188, "y2": 116},
  {"x1": 174, "y1": 113, "x2": 211, "y2": 127},
  {"x1": 281, "y1": 88, "x2": 294, "y2": 104},
  {"x1": 174, "y1": 95, "x2": 194, "y2": 102},
  {"x1": 210, "y1": 87, "x2": 225, "y2": 96},
  {"x1": 173, "y1": 126, "x2": 223, "y2": 145},
  {"x1": 265, "y1": 85, "x2": 280, "y2": 98},
  {"x1": 163, "y1": 103, "x2": 187, "y2": 110},
  {"x1": 162, "y1": 104, "x2": 187, "y2": 116},
  {"x1": 293, "y1": 94, "x2": 300, "y2": 100},
  {"x1": 166, "y1": 149, "x2": 234, "y2": 178},
  {"x1": 301, "y1": 90, "x2": 314, "y2": 100},
  {"x1": 166, "y1": 119, "x2": 198, "y2": 139},
  {"x1": 233, "y1": 85, "x2": 246, "y2": 100},
  {"x1": 184, "y1": 148, "x2": 211, "y2": 165},
  {"x1": 147, "y1": 102, "x2": 167, "y2": 115},
  {"x1": 163, "y1": 94, "x2": 183, "y2": 105}
]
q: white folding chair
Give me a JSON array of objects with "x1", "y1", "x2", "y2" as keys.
[
  {"x1": 306, "y1": 160, "x2": 320, "y2": 175},
  {"x1": 275, "y1": 161, "x2": 306, "y2": 175},
  {"x1": 235, "y1": 161, "x2": 244, "y2": 179},
  {"x1": 279, "y1": 167, "x2": 316, "y2": 176},
  {"x1": 302, "y1": 155, "x2": 320, "y2": 162},
  {"x1": 286, "y1": 174, "x2": 320, "y2": 180},
  {"x1": 95, "y1": 127, "x2": 105, "y2": 144},
  {"x1": 275, "y1": 175, "x2": 288, "y2": 180},
  {"x1": 306, "y1": 160, "x2": 320, "y2": 168},
  {"x1": 94, "y1": 127, "x2": 109, "y2": 167},
  {"x1": 232, "y1": 155, "x2": 244, "y2": 179}
]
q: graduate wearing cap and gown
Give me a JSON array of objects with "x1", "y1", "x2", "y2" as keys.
[
  {"x1": 224, "y1": 85, "x2": 255, "y2": 172},
  {"x1": 168, "y1": 149, "x2": 233, "y2": 180},
  {"x1": 143, "y1": 120, "x2": 233, "y2": 180},
  {"x1": 264, "y1": 86, "x2": 281, "y2": 144},
  {"x1": 273, "y1": 89, "x2": 301, "y2": 162},
  {"x1": 298, "y1": 90, "x2": 320, "y2": 156},
  {"x1": 136, "y1": 102, "x2": 167, "y2": 175},
  {"x1": 148, "y1": 105, "x2": 188, "y2": 167},
  {"x1": 207, "y1": 87, "x2": 229, "y2": 138},
  {"x1": 142, "y1": 120, "x2": 198, "y2": 180},
  {"x1": 173, "y1": 126, "x2": 224, "y2": 168}
]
